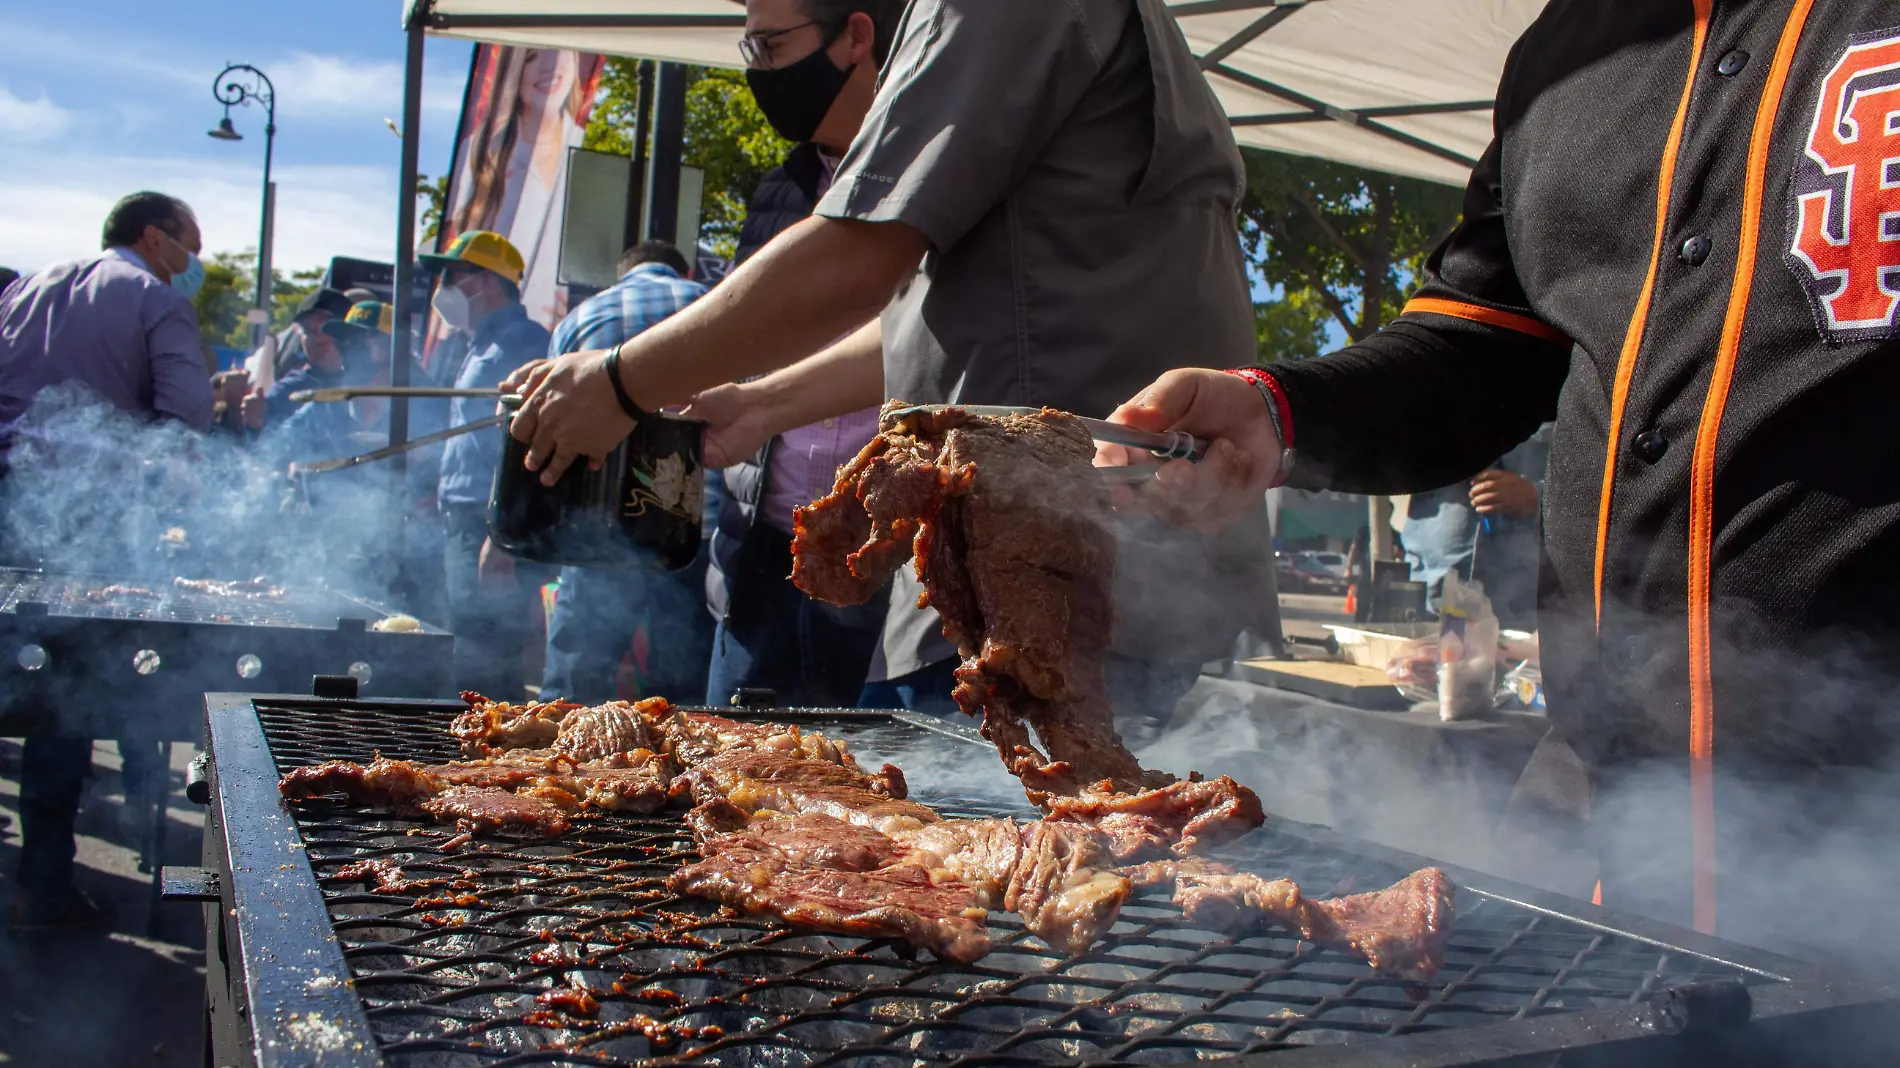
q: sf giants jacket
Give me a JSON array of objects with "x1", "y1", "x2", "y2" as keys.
[{"x1": 1264, "y1": 0, "x2": 1900, "y2": 939}]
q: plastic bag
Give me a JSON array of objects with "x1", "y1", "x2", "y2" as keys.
[
  {"x1": 1387, "y1": 637, "x2": 1440, "y2": 705},
  {"x1": 1436, "y1": 572, "x2": 1498, "y2": 722}
]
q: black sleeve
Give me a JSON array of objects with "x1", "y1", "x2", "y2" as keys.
[{"x1": 1265, "y1": 136, "x2": 1572, "y2": 495}]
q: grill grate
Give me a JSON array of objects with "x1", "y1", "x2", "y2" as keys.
[
  {"x1": 0, "y1": 567, "x2": 437, "y2": 631},
  {"x1": 259, "y1": 703, "x2": 1768, "y2": 1068}
]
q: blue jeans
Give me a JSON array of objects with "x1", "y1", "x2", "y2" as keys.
[
  {"x1": 706, "y1": 525, "x2": 885, "y2": 708},
  {"x1": 442, "y1": 503, "x2": 531, "y2": 701},
  {"x1": 14, "y1": 736, "x2": 164, "y2": 903},
  {"x1": 860, "y1": 655, "x2": 1203, "y2": 734},
  {"x1": 542, "y1": 549, "x2": 714, "y2": 705}
]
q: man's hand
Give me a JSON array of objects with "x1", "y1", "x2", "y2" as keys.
[
  {"x1": 1101, "y1": 368, "x2": 1281, "y2": 533},
  {"x1": 241, "y1": 389, "x2": 267, "y2": 432},
  {"x1": 499, "y1": 358, "x2": 549, "y2": 396},
  {"x1": 681, "y1": 381, "x2": 773, "y2": 468},
  {"x1": 506, "y1": 350, "x2": 634, "y2": 485},
  {"x1": 1470, "y1": 468, "x2": 1538, "y2": 519},
  {"x1": 477, "y1": 536, "x2": 517, "y2": 587}
]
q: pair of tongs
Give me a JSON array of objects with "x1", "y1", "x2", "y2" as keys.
[{"x1": 885, "y1": 404, "x2": 1205, "y2": 484}]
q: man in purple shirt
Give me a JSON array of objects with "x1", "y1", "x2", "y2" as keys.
[{"x1": 0, "y1": 190, "x2": 213, "y2": 930}]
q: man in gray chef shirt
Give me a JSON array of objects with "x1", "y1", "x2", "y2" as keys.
[{"x1": 507, "y1": 0, "x2": 1266, "y2": 718}]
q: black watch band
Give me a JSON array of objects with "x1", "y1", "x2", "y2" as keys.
[{"x1": 602, "y1": 346, "x2": 646, "y2": 421}]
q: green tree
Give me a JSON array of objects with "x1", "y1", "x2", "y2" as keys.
[
  {"x1": 585, "y1": 61, "x2": 793, "y2": 259},
  {"x1": 418, "y1": 173, "x2": 450, "y2": 244},
  {"x1": 1240, "y1": 149, "x2": 1464, "y2": 362},
  {"x1": 191, "y1": 251, "x2": 325, "y2": 349}
]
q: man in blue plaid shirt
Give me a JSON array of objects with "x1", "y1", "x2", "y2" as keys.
[{"x1": 537, "y1": 243, "x2": 715, "y2": 703}]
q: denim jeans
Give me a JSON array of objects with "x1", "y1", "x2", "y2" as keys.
[
  {"x1": 442, "y1": 503, "x2": 530, "y2": 701},
  {"x1": 706, "y1": 525, "x2": 884, "y2": 709},
  {"x1": 541, "y1": 548, "x2": 715, "y2": 705}
]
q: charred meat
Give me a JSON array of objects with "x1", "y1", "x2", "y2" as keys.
[{"x1": 792, "y1": 404, "x2": 1158, "y2": 800}]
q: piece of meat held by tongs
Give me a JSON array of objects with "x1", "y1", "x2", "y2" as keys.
[{"x1": 883, "y1": 404, "x2": 1206, "y2": 484}]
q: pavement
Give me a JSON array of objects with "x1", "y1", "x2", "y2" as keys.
[{"x1": 0, "y1": 739, "x2": 207, "y2": 1067}]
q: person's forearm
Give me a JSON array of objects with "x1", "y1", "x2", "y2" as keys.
[
  {"x1": 1266, "y1": 319, "x2": 1568, "y2": 495},
  {"x1": 747, "y1": 320, "x2": 885, "y2": 438},
  {"x1": 618, "y1": 217, "x2": 924, "y2": 409}
]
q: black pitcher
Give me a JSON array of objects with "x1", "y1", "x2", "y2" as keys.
[{"x1": 487, "y1": 396, "x2": 704, "y2": 571}]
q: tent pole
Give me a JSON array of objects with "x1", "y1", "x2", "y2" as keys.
[
  {"x1": 645, "y1": 62, "x2": 687, "y2": 245},
  {"x1": 626, "y1": 59, "x2": 654, "y2": 249},
  {"x1": 391, "y1": 14, "x2": 426, "y2": 449}
]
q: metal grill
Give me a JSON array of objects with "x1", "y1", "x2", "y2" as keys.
[
  {"x1": 249, "y1": 701, "x2": 1787, "y2": 1068},
  {"x1": 0, "y1": 566, "x2": 443, "y2": 632}
]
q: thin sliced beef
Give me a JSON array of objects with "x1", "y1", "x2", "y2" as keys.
[
  {"x1": 420, "y1": 785, "x2": 573, "y2": 839},
  {"x1": 1143, "y1": 858, "x2": 1456, "y2": 981},
  {"x1": 670, "y1": 750, "x2": 906, "y2": 806},
  {"x1": 669, "y1": 818, "x2": 991, "y2": 963},
  {"x1": 1045, "y1": 776, "x2": 1268, "y2": 860},
  {"x1": 552, "y1": 701, "x2": 662, "y2": 761},
  {"x1": 791, "y1": 403, "x2": 1157, "y2": 799}
]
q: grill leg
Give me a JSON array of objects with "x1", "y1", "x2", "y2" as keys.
[{"x1": 144, "y1": 742, "x2": 172, "y2": 938}]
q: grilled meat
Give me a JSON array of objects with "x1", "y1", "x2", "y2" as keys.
[
  {"x1": 1140, "y1": 858, "x2": 1456, "y2": 981},
  {"x1": 1045, "y1": 776, "x2": 1268, "y2": 861},
  {"x1": 81, "y1": 583, "x2": 160, "y2": 602},
  {"x1": 719, "y1": 777, "x2": 941, "y2": 837},
  {"x1": 421, "y1": 785, "x2": 572, "y2": 839},
  {"x1": 791, "y1": 404, "x2": 1168, "y2": 801},
  {"x1": 552, "y1": 701, "x2": 661, "y2": 762},
  {"x1": 451, "y1": 692, "x2": 586, "y2": 756},
  {"x1": 650, "y1": 709, "x2": 860, "y2": 769},
  {"x1": 277, "y1": 748, "x2": 671, "y2": 829},
  {"x1": 669, "y1": 817, "x2": 992, "y2": 963},
  {"x1": 669, "y1": 750, "x2": 906, "y2": 807}
]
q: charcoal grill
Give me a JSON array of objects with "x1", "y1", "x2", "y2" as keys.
[
  {"x1": 0, "y1": 567, "x2": 451, "y2": 740},
  {"x1": 180, "y1": 690, "x2": 1900, "y2": 1068}
]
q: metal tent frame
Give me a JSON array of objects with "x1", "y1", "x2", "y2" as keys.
[{"x1": 384, "y1": 0, "x2": 1537, "y2": 439}]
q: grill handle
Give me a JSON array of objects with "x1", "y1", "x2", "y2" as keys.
[
  {"x1": 185, "y1": 752, "x2": 211, "y2": 805},
  {"x1": 160, "y1": 866, "x2": 220, "y2": 902},
  {"x1": 313, "y1": 674, "x2": 360, "y2": 699}
]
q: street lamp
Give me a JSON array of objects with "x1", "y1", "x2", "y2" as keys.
[{"x1": 209, "y1": 63, "x2": 276, "y2": 347}]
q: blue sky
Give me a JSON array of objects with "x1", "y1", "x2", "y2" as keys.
[{"x1": 0, "y1": 1, "x2": 473, "y2": 275}]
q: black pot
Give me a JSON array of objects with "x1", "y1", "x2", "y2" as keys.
[{"x1": 487, "y1": 396, "x2": 704, "y2": 571}]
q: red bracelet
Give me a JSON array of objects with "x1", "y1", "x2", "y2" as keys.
[{"x1": 1225, "y1": 367, "x2": 1296, "y2": 487}]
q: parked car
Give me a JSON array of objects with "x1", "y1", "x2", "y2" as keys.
[
  {"x1": 1277, "y1": 551, "x2": 1348, "y2": 593},
  {"x1": 1296, "y1": 550, "x2": 1350, "y2": 580}
]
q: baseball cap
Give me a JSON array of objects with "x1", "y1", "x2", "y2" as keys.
[
  {"x1": 322, "y1": 301, "x2": 395, "y2": 342},
  {"x1": 420, "y1": 230, "x2": 525, "y2": 286},
  {"x1": 296, "y1": 287, "x2": 355, "y2": 321}
]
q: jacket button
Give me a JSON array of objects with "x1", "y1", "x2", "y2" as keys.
[
  {"x1": 1679, "y1": 234, "x2": 1712, "y2": 266},
  {"x1": 1717, "y1": 50, "x2": 1749, "y2": 76},
  {"x1": 1633, "y1": 429, "x2": 1668, "y2": 464}
]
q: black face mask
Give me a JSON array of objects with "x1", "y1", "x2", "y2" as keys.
[{"x1": 746, "y1": 40, "x2": 852, "y2": 144}]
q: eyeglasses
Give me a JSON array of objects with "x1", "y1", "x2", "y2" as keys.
[{"x1": 739, "y1": 20, "x2": 820, "y2": 68}]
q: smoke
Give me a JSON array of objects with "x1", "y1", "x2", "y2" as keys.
[{"x1": 0, "y1": 384, "x2": 434, "y2": 609}]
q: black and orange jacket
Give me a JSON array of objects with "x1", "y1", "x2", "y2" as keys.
[{"x1": 1264, "y1": 0, "x2": 1900, "y2": 927}]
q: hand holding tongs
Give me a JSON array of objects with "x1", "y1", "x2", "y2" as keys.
[
  {"x1": 885, "y1": 404, "x2": 1206, "y2": 484},
  {"x1": 289, "y1": 386, "x2": 502, "y2": 404}
]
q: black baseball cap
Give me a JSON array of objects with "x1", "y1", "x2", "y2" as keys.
[{"x1": 296, "y1": 287, "x2": 355, "y2": 321}]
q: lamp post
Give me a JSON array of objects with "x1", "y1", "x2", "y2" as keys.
[{"x1": 209, "y1": 63, "x2": 276, "y2": 347}]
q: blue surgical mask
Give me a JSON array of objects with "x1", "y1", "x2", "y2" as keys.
[{"x1": 171, "y1": 252, "x2": 205, "y2": 300}]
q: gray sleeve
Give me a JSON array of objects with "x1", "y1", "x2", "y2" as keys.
[
  {"x1": 815, "y1": 0, "x2": 1109, "y2": 250},
  {"x1": 145, "y1": 290, "x2": 215, "y2": 432}
]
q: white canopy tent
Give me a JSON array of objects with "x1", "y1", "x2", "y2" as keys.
[
  {"x1": 407, "y1": 0, "x2": 1544, "y2": 186},
  {"x1": 382, "y1": 0, "x2": 1542, "y2": 438}
]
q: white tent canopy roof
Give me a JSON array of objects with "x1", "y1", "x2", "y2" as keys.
[{"x1": 409, "y1": 0, "x2": 1542, "y2": 186}]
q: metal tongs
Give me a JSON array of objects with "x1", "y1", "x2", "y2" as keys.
[
  {"x1": 287, "y1": 415, "x2": 506, "y2": 477},
  {"x1": 288, "y1": 386, "x2": 502, "y2": 404},
  {"x1": 885, "y1": 404, "x2": 1206, "y2": 484}
]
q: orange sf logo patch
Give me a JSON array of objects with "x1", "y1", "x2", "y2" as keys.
[{"x1": 1787, "y1": 29, "x2": 1900, "y2": 342}]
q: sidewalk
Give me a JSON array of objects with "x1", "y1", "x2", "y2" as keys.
[{"x1": 0, "y1": 739, "x2": 207, "y2": 1067}]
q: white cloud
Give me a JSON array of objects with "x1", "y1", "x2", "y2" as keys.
[
  {"x1": 262, "y1": 51, "x2": 464, "y2": 125},
  {"x1": 0, "y1": 84, "x2": 72, "y2": 141},
  {"x1": 0, "y1": 151, "x2": 408, "y2": 277}
]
